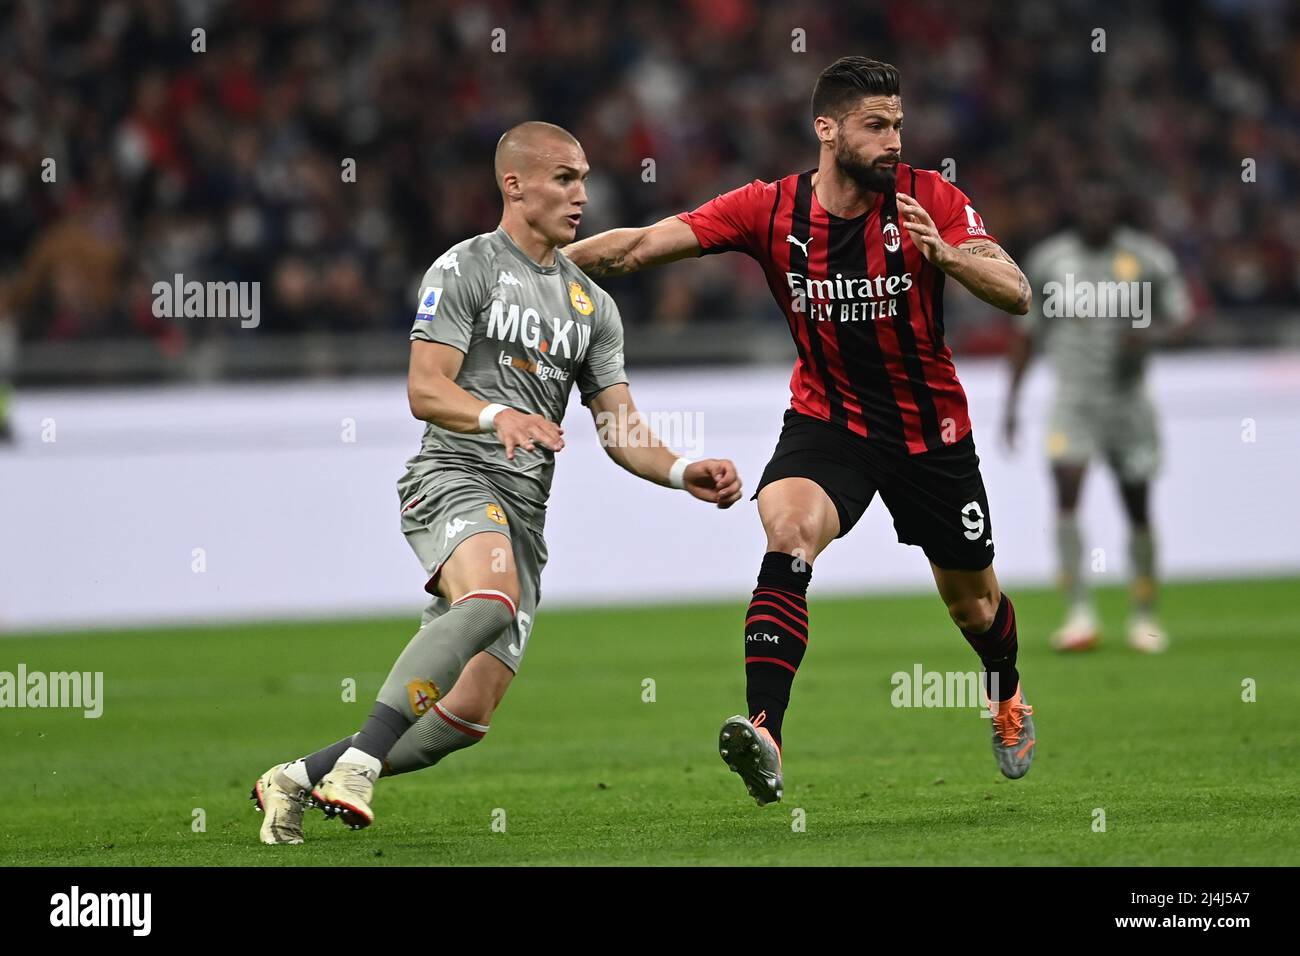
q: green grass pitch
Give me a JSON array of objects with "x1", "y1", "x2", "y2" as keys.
[{"x1": 2, "y1": 577, "x2": 1298, "y2": 866}]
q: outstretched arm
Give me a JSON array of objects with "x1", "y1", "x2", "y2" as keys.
[
  {"x1": 588, "y1": 383, "x2": 742, "y2": 508},
  {"x1": 897, "y1": 193, "x2": 1031, "y2": 315},
  {"x1": 564, "y1": 216, "x2": 701, "y2": 278}
]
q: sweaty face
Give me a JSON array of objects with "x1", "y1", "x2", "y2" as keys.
[
  {"x1": 828, "y1": 95, "x2": 903, "y2": 193},
  {"x1": 515, "y1": 140, "x2": 589, "y2": 246}
]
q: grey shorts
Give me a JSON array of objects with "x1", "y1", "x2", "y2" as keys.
[
  {"x1": 1046, "y1": 392, "x2": 1161, "y2": 483},
  {"x1": 398, "y1": 469, "x2": 548, "y2": 673}
]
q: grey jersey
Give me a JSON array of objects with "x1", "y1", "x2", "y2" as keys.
[
  {"x1": 404, "y1": 226, "x2": 628, "y2": 509},
  {"x1": 1020, "y1": 227, "x2": 1191, "y2": 399}
]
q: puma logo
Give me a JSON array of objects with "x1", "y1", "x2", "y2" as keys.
[{"x1": 785, "y1": 234, "x2": 812, "y2": 255}]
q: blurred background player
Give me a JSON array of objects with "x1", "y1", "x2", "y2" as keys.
[
  {"x1": 569, "y1": 57, "x2": 1038, "y2": 805},
  {"x1": 1003, "y1": 175, "x2": 1194, "y2": 654},
  {"x1": 252, "y1": 122, "x2": 742, "y2": 843}
]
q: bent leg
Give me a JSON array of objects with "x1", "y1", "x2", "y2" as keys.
[
  {"x1": 322, "y1": 530, "x2": 519, "y2": 779},
  {"x1": 364, "y1": 530, "x2": 518, "y2": 753},
  {"x1": 759, "y1": 477, "x2": 841, "y2": 562},
  {"x1": 932, "y1": 562, "x2": 1019, "y2": 703},
  {"x1": 742, "y1": 478, "x2": 841, "y2": 746},
  {"x1": 383, "y1": 651, "x2": 514, "y2": 775}
]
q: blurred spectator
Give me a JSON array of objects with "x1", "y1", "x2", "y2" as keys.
[{"x1": 1, "y1": 0, "x2": 1296, "y2": 354}]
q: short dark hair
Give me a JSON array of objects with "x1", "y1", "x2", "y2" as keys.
[{"x1": 811, "y1": 57, "x2": 901, "y2": 123}]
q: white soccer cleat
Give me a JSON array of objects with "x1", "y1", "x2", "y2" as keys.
[
  {"x1": 312, "y1": 762, "x2": 377, "y2": 829},
  {"x1": 1052, "y1": 605, "x2": 1100, "y2": 652},
  {"x1": 250, "y1": 763, "x2": 309, "y2": 845},
  {"x1": 1128, "y1": 615, "x2": 1169, "y2": 654}
]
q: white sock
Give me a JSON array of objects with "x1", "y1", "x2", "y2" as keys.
[
  {"x1": 338, "y1": 747, "x2": 382, "y2": 778},
  {"x1": 282, "y1": 759, "x2": 310, "y2": 788}
]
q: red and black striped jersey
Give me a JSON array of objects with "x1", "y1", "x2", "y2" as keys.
[{"x1": 677, "y1": 165, "x2": 995, "y2": 454}]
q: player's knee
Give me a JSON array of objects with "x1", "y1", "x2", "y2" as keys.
[
  {"x1": 406, "y1": 703, "x2": 488, "y2": 769},
  {"x1": 451, "y1": 591, "x2": 518, "y2": 644},
  {"x1": 949, "y1": 595, "x2": 997, "y2": 634},
  {"x1": 765, "y1": 511, "x2": 822, "y2": 556}
]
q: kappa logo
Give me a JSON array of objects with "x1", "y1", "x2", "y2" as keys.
[
  {"x1": 498, "y1": 270, "x2": 521, "y2": 287},
  {"x1": 432, "y1": 251, "x2": 461, "y2": 276},
  {"x1": 445, "y1": 517, "x2": 478, "y2": 539},
  {"x1": 786, "y1": 234, "x2": 813, "y2": 255},
  {"x1": 961, "y1": 500, "x2": 986, "y2": 541}
]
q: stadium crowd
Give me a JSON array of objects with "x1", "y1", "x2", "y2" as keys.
[{"x1": 1, "y1": 0, "x2": 1296, "y2": 352}]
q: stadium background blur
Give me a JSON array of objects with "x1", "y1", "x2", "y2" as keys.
[{"x1": 3, "y1": 0, "x2": 1299, "y2": 385}]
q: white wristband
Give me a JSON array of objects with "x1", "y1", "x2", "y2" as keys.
[
  {"x1": 478, "y1": 403, "x2": 510, "y2": 433},
  {"x1": 668, "y1": 456, "x2": 695, "y2": 490}
]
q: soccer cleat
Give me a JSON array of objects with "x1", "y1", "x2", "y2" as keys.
[
  {"x1": 1128, "y1": 615, "x2": 1169, "y2": 654},
  {"x1": 1051, "y1": 605, "x2": 1099, "y2": 652},
  {"x1": 250, "y1": 763, "x2": 309, "y2": 845},
  {"x1": 312, "y1": 762, "x2": 377, "y2": 829},
  {"x1": 988, "y1": 683, "x2": 1036, "y2": 779},
  {"x1": 718, "y1": 713, "x2": 783, "y2": 807}
]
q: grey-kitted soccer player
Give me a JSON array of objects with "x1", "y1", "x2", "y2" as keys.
[
  {"x1": 251, "y1": 122, "x2": 743, "y2": 843},
  {"x1": 1003, "y1": 174, "x2": 1193, "y2": 654}
]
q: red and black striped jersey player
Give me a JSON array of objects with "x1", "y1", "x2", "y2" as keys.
[{"x1": 567, "y1": 56, "x2": 1037, "y2": 806}]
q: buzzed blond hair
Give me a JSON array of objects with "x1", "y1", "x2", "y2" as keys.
[{"x1": 494, "y1": 121, "x2": 581, "y2": 190}]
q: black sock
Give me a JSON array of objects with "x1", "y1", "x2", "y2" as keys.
[
  {"x1": 960, "y1": 593, "x2": 1020, "y2": 702},
  {"x1": 744, "y1": 551, "x2": 812, "y2": 747},
  {"x1": 351, "y1": 702, "x2": 409, "y2": 763},
  {"x1": 303, "y1": 736, "x2": 355, "y2": 786}
]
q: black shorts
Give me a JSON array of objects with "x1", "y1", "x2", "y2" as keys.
[{"x1": 754, "y1": 409, "x2": 996, "y2": 571}]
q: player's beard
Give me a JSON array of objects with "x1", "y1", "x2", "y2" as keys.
[{"x1": 835, "y1": 142, "x2": 898, "y2": 194}]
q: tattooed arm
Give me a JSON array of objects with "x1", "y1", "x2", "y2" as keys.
[
  {"x1": 896, "y1": 193, "x2": 1031, "y2": 315},
  {"x1": 950, "y1": 239, "x2": 1033, "y2": 315},
  {"x1": 564, "y1": 216, "x2": 701, "y2": 277}
]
